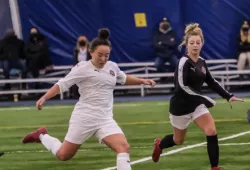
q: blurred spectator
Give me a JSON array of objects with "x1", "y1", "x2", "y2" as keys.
[
  {"x1": 237, "y1": 21, "x2": 250, "y2": 71},
  {"x1": 73, "y1": 35, "x2": 90, "y2": 65},
  {"x1": 152, "y1": 17, "x2": 178, "y2": 82},
  {"x1": 23, "y1": 27, "x2": 52, "y2": 88},
  {"x1": 71, "y1": 36, "x2": 90, "y2": 98},
  {"x1": 0, "y1": 29, "x2": 25, "y2": 89}
]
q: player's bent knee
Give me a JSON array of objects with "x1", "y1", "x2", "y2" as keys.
[
  {"x1": 116, "y1": 142, "x2": 130, "y2": 153},
  {"x1": 57, "y1": 154, "x2": 73, "y2": 161},
  {"x1": 56, "y1": 151, "x2": 74, "y2": 161},
  {"x1": 204, "y1": 127, "x2": 217, "y2": 136}
]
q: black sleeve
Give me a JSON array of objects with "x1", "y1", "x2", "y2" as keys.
[
  {"x1": 178, "y1": 58, "x2": 201, "y2": 94},
  {"x1": 204, "y1": 61, "x2": 233, "y2": 101},
  {"x1": 42, "y1": 39, "x2": 52, "y2": 66},
  {"x1": 24, "y1": 43, "x2": 31, "y2": 59},
  {"x1": 73, "y1": 48, "x2": 78, "y2": 65},
  {"x1": 19, "y1": 40, "x2": 25, "y2": 59},
  {"x1": 0, "y1": 39, "x2": 3, "y2": 60}
]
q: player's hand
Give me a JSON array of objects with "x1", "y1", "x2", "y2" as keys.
[
  {"x1": 142, "y1": 79, "x2": 156, "y2": 87},
  {"x1": 229, "y1": 97, "x2": 244, "y2": 105},
  {"x1": 36, "y1": 97, "x2": 46, "y2": 110}
]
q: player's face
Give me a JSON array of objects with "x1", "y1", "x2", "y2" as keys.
[
  {"x1": 92, "y1": 45, "x2": 110, "y2": 67},
  {"x1": 187, "y1": 35, "x2": 203, "y2": 56}
]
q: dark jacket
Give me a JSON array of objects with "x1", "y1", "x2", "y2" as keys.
[
  {"x1": 25, "y1": 33, "x2": 52, "y2": 69},
  {"x1": 237, "y1": 35, "x2": 250, "y2": 56},
  {"x1": 152, "y1": 28, "x2": 177, "y2": 59},
  {"x1": 0, "y1": 35, "x2": 25, "y2": 61}
]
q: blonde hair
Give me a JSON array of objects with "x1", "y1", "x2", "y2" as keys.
[
  {"x1": 240, "y1": 21, "x2": 250, "y2": 43},
  {"x1": 179, "y1": 23, "x2": 204, "y2": 50}
]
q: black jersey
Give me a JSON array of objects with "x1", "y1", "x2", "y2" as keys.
[{"x1": 169, "y1": 55, "x2": 233, "y2": 116}]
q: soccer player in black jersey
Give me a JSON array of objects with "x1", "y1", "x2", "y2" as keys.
[{"x1": 152, "y1": 23, "x2": 243, "y2": 170}]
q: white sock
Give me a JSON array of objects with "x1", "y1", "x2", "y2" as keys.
[
  {"x1": 39, "y1": 134, "x2": 62, "y2": 155},
  {"x1": 116, "y1": 153, "x2": 131, "y2": 170}
]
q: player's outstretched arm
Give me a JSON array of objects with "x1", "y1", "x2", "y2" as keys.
[
  {"x1": 36, "y1": 84, "x2": 60, "y2": 110},
  {"x1": 124, "y1": 75, "x2": 156, "y2": 87}
]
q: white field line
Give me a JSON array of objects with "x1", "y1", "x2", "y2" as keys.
[{"x1": 101, "y1": 131, "x2": 250, "y2": 170}]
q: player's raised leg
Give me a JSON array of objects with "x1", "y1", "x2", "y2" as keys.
[
  {"x1": 152, "y1": 127, "x2": 187, "y2": 163},
  {"x1": 22, "y1": 126, "x2": 81, "y2": 161},
  {"x1": 152, "y1": 113, "x2": 189, "y2": 163}
]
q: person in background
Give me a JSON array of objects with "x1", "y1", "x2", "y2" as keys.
[
  {"x1": 152, "y1": 17, "x2": 179, "y2": 83},
  {"x1": 0, "y1": 29, "x2": 25, "y2": 89},
  {"x1": 237, "y1": 21, "x2": 250, "y2": 73},
  {"x1": 73, "y1": 36, "x2": 90, "y2": 65},
  {"x1": 23, "y1": 27, "x2": 52, "y2": 88}
]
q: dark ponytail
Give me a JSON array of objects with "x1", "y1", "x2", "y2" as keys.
[{"x1": 89, "y1": 28, "x2": 111, "y2": 52}]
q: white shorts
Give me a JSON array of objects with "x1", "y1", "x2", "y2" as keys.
[
  {"x1": 65, "y1": 118, "x2": 124, "y2": 145},
  {"x1": 169, "y1": 104, "x2": 209, "y2": 130}
]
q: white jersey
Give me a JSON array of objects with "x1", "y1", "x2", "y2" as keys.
[{"x1": 56, "y1": 60, "x2": 127, "y2": 119}]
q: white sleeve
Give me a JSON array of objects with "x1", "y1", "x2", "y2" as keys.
[
  {"x1": 56, "y1": 65, "x2": 85, "y2": 93},
  {"x1": 115, "y1": 64, "x2": 127, "y2": 85}
]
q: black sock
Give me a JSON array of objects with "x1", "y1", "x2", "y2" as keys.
[
  {"x1": 159, "y1": 134, "x2": 176, "y2": 150},
  {"x1": 207, "y1": 135, "x2": 219, "y2": 167}
]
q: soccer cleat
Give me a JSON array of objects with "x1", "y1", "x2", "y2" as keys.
[
  {"x1": 152, "y1": 138, "x2": 162, "y2": 163},
  {"x1": 22, "y1": 127, "x2": 48, "y2": 144}
]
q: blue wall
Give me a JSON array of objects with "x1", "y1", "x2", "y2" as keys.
[
  {"x1": 0, "y1": 0, "x2": 13, "y2": 38},
  {"x1": 18, "y1": 0, "x2": 250, "y2": 65}
]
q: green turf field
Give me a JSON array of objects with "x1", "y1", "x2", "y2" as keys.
[{"x1": 0, "y1": 99, "x2": 249, "y2": 170}]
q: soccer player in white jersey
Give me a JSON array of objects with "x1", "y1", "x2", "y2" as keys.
[{"x1": 22, "y1": 28, "x2": 156, "y2": 170}]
